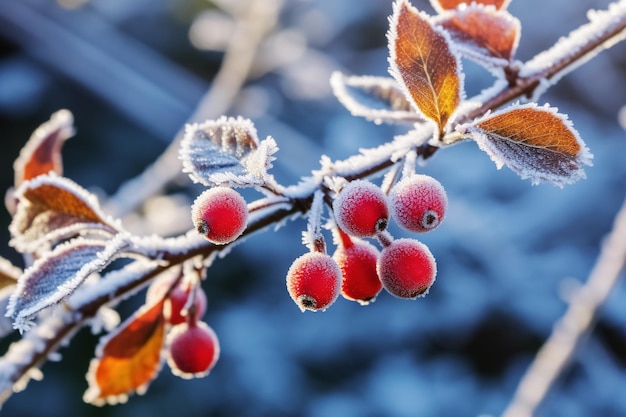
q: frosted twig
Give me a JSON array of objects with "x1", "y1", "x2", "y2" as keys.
[
  {"x1": 501, "y1": 195, "x2": 626, "y2": 417},
  {"x1": 106, "y1": 0, "x2": 283, "y2": 217}
]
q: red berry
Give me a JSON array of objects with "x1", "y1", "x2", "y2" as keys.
[
  {"x1": 377, "y1": 238, "x2": 436, "y2": 299},
  {"x1": 333, "y1": 229, "x2": 382, "y2": 305},
  {"x1": 389, "y1": 175, "x2": 447, "y2": 233},
  {"x1": 165, "y1": 282, "x2": 208, "y2": 325},
  {"x1": 286, "y1": 252, "x2": 342, "y2": 312},
  {"x1": 333, "y1": 180, "x2": 389, "y2": 238},
  {"x1": 192, "y1": 187, "x2": 248, "y2": 244},
  {"x1": 167, "y1": 321, "x2": 220, "y2": 379}
]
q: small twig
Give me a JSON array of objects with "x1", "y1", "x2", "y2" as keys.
[
  {"x1": 501, "y1": 195, "x2": 626, "y2": 417},
  {"x1": 106, "y1": 0, "x2": 282, "y2": 217}
]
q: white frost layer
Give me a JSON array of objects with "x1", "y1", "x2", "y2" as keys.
[{"x1": 520, "y1": 0, "x2": 626, "y2": 100}]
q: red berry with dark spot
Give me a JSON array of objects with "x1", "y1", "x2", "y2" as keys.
[
  {"x1": 333, "y1": 229, "x2": 382, "y2": 305},
  {"x1": 377, "y1": 238, "x2": 436, "y2": 299},
  {"x1": 167, "y1": 321, "x2": 220, "y2": 379},
  {"x1": 389, "y1": 175, "x2": 447, "y2": 233},
  {"x1": 333, "y1": 180, "x2": 389, "y2": 238},
  {"x1": 192, "y1": 187, "x2": 248, "y2": 244},
  {"x1": 286, "y1": 252, "x2": 342, "y2": 312}
]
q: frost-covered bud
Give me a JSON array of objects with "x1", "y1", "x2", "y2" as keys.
[
  {"x1": 191, "y1": 187, "x2": 248, "y2": 245},
  {"x1": 167, "y1": 321, "x2": 220, "y2": 379},
  {"x1": 389, "y1": 175, "x2": 447, "y2": 233},
  {"x1": 333, "y1": 229, "x2": 382, "y2": 305},
  {"x1": 377, "y1": 238, "x2": 436, "y2": 299},
  {"x1": 286, "y1": 252, "x2": 342, "y2": 312},
  {"x1": 333, "y1": 180, "x2": 389, "y2": 238}
]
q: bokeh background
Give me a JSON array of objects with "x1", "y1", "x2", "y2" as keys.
[{"x1": 0, "y1": 0, "x2": 625, "y2": 416}]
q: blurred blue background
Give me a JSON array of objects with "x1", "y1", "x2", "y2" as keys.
[{"x1": 0, "y1": 0, "x2": 625, "y2": 416}]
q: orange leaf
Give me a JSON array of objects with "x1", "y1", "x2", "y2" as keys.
[
  {"x1": 14, "y1": 110, "x2": 74, "y2": 188},
  {"x1": 431, "y1": 0, "x2": 510, "y2": 12},
  {"x1": 460, "y1": 103, "x2": 592, "y2": 186},
  {"x1": 0, "y1": 257, "x2": 20, "y2": 292},
  {"x1": 438, "y1": 5, "x2": 520, "y2": 63},
  {"x1": 84, "y1": 300, "x2": 166, "y2": 405},
  {"x1": 389, "y1": 0, "x2": 462, "y2": 135},
  {"x1": 10, "y1": 174, "x2": 118, "y2": 252}
]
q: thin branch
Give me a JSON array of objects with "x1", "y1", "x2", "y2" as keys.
[
  {"x1": 500, "y1": 195, "x2": 626, "y2": 417},
  {"x1": 106, "y1": 0, "x2": 283, "y2": 218}
]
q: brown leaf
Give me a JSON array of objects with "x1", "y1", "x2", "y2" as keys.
[
  {"x1": 438, "y1": 5, "x2": 520, "y2": 63},
  {"x1": 431, "y1": 0, "x2": 510, "y2": 12},
  {"x1": 0, "y1": 257, "x2": 21, "y2": 292},
  {"x1": 84, "y1": 300, "x2": 166, "y2": 405},
  {"x1": 10, "y1": 174, "x2": 118, "y2": 252},
  {"x1": 459, "y1": 103, "x2": 593, "y2": 186},
  {"x1": 14, "y1": 110, "x2": 74, "y2": 188},
  {"x1": 389, "y1": 0, "x2": 462, "y2": 135}
]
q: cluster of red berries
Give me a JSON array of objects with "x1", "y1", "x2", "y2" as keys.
[
  {"x1": 286, "y1": 174, "x2": 447, "y2": 311},
  {"x1": 147, "y1": 274, "x2": 219, "y2": 378}
]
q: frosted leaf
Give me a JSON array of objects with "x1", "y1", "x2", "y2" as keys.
[
  {"x1": 330, "y1": 72, "x2": 420, "y2": 124},
  {"x1": 14, "y1": 109, "x2": 74, "y2": 188},
  {"x1": 180, "y1": 116, "x2": 278, "y2": 188},
  {"x1": 6, "y1": 235, "x2": 130, "y2": 332},
  {"x1": 458, "y1": 103, "x2": 593, "y2": 187},
  {"x1": 434, "y1": 4, "x2": 520, "y2": 70},
  {"x1": 9, "y1": 174, "x2": 120, "y2": 253},
  {"x1": 84, "y1": 298, "x2": 166, "y2": 406},
  {"x1": 430, "y1": 0, "x2": 511, "y2": 13},
  {"x1": 388, "y1": 0, "x2": 463, "y2": 136}
]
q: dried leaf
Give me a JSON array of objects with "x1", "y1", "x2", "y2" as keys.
[
  {"x1": 330, "y1": 72, "x2": 420, "y2": 124},
  {"x1": 14, "y1": 110, "x2": 74, "y2": 188},
  {"x1": 458, "y1": 103, "x2": 593, "y2": 186},
  {"x1": 180, "y1": 116, "x2": 278, "y2": 188},
  {"x1": 9, "y1": 174, "x2": 119, "y2": 253},
  {"x1": 431, "y1": 0, "x2": 510, "y2": 12},
  {"x1": 6, "y1": 236, "x2": 129, "y2": 332},
  {"x1": 0, "y1": 256, "x2": 21, "y2": 292},
  {"x1": 388, "y1": 0, "x2": 462, "y2": 135},
  {"x1": 84, "y1": 300, "x2": 166, "y2": 405},
  {"x1": 437, "y1": 5, "x2": 520, "y2": 65}
]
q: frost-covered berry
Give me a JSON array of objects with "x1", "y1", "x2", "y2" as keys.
[
  {"x1": 167, "y1": 321, "x2": 220, "y2": 379},
  {"x1": 377, "y1": 238, "x2": 436, "y2": 299},
  {"x1": 192, "y1": 186, "x2": 248, "y2": 245},
  {"x1": 165, "y1": 282, "x2": 208, "y2": 325},
  {"x1": 286, "y1": 252, "x2": 342, "y2": 312},
  {"x1": 333, "y1": 180, "x2": 389, "y2": 238},
  {"x1": 333, "y1": 229, "x2": 382, "y2": 305},
  {"x1": 389, "y1": 175, "x2": 447, "y2": 233}
]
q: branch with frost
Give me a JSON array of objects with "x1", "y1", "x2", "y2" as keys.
[{"x1": 501, "y1": 194, "x2": 626, "y2": 417}]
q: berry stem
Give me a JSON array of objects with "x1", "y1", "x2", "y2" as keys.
[{"x1": 376, "y1": 230, "x2": 394, "y2": 248}]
